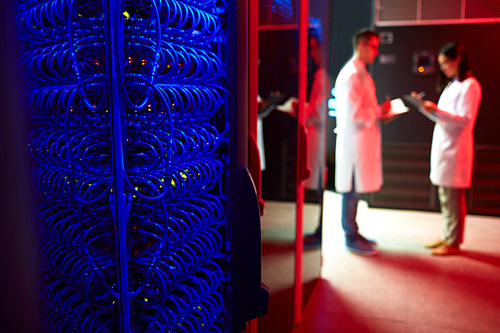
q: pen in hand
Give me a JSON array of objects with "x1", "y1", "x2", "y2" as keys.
[
  {"x1": 411, "y1": 91, "x2": 426, "y2": 101},
  {"x1": 411, "y1": 91, "x2": 438, "y2": 114}
]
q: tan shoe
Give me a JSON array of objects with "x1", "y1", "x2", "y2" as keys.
[
  {"x1": 431, "y1": 243, "x2": 461, "y2": 256},
  {"x1": 425, "y1": 238, "x2": 444, "y2": 249}
]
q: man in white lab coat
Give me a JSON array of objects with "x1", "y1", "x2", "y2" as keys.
[{"x1": 334, "y1": 29, "x2": 392, "y2": 256}]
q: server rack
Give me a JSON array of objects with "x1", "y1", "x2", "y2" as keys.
[{"x1": 17, "y1": 0, "x2": 267, "y2": 331}]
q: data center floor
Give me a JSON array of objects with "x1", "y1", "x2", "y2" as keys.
[{"x1": 264, "y1": 191, "x2": 500, "y2": 333}]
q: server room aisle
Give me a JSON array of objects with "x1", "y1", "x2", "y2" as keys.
[{"x1": 293, "y1": 191, "x2": 500, "y2": 333}]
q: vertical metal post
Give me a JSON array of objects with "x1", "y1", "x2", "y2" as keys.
[
  {"x1": 228, "y1": 0, "x2": 249, "y2": 330},
  {"x1": 248, "y1": 0, "x2": 260, "y2": 329},
  {"x1": 105, "y1": 0, "x2": 132, "y2": 331},
  {"x1": 249, "y1": 0, "x2": 259, "y2": 149},
  {"x1": 294, "y1": 0, "x2": 309, "y2": 326}
]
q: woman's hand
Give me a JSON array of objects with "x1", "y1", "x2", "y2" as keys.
[
  {"x1": 410, "y1": 91, "x2": 436, "y2": 113},
  {"x1": 421, "y1": 101, "x2": 437, "y2": 114},
  {"x1": 410, "y1": 91, "x2": 423, "y2": 100}
]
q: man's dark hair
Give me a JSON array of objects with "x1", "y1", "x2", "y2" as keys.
[
  {"x1": 437, "y1": 42, "x2": 473, "y2": 92},
  {"x1": 353, "y1": 29, "x2": 379, "y2": 49}
]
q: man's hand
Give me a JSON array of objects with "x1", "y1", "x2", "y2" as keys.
[{"x1": 380, "y1": 97, "x2": 392, "y2": 116}]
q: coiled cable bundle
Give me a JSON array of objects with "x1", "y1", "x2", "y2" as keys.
[{"x1": 18, "y1": 0, "x2": 229, "y2": 331}]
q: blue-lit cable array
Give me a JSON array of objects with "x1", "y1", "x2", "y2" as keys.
[
  {"x1": 272, "y1": 0, "x2": 293, "y2": 20},
  {"x1": 18, "y1": 0, "x2": 229, "y2": 331}
]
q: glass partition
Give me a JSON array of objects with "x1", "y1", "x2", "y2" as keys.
[
  {"x1": 302, "y1": 0, "x2": 330, "y2": 311},
  {"x1": 256, "y1": 0, "x2": 330, "y2": 330},
  {"x1": 259, "y1": 24, "x2": 299, "y2": 333}
]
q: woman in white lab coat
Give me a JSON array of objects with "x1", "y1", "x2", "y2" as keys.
[
  {"x1": 416, "y1": 42, "x2": 482, "y2": 255},
  {"x1": 304, "y1": 35, "x2": 327, "y2": 191}
]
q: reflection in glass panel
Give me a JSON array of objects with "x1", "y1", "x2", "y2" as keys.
[
  {"x1": 259, "y1": 0, "x2": 298, "y2": 26},
  {"x1": 258, "y1": 0, "x2": 331, "y2": 330},
  {"x1": 302, "y1": 0, "x2": 330, "y2": 312},
  {"x1": 259, "y1": 26, "x2": 298, "y2": 333}
]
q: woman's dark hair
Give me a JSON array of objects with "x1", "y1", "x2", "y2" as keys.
[
  {"x1": 309, "y1": 28, "x2": 323, "y2": 46},
  {"x1": 437, "y1": 42, "x2": 473, "y2": 92}
]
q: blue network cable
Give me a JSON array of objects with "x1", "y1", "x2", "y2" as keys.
[{"x1": 18, "y1": 0, "x2": 229, "y2": 332}]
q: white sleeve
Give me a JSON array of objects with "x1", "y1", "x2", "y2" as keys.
[
  {"x1": 348, "y1": 72, "x2": 381, "y2": 125},
  {"x1": 435, "y1": 79, "x2": 482, "y2": 128}
]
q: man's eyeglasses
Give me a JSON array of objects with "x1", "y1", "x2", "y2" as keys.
[{"x1": 365, "y1": 43, "x2": 379, "y2": 51}]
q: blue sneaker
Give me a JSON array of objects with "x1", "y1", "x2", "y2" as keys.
[
  {"x1": 303, "y1": 234, "x2": 322, "y2": 249},
  {"x1": 358, "y1": 234, "x2": 377, "y2": 247},
  {"x1": 346, "y1": 238, "x2": 379, "y2": 256}
]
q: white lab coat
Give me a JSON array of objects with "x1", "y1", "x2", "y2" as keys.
[
  {"x1": 304, "y1": 67, "x2": 327, "y2": 190},
  {"x1": 257, "y1": 95, "x2": 266, "y2": 171},
  {"x1": 334, "y1": 58, "x2": 384, "y2": 193},
  {"x1": 429, "y1": 77, "x2": 482, "y2": 189}
]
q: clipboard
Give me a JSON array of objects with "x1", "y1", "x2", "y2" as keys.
[
  {"x1": 402, "y1": 94, "x2": 423, "y2": 109},
  {"x1": 379, "y1": 98, "x2": 409, "y2": 121},
  {"x1": 275, "y1": 97, "x2": 296, "y2": 114},
  {"x1": 402, "y1": 94, "x2": 438, "y2": 122},
  {"x1": 258, "y1": 94, "x2": 288, "y2": 118}
]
